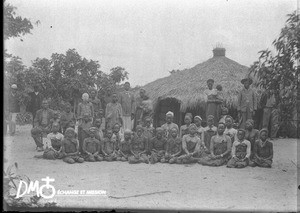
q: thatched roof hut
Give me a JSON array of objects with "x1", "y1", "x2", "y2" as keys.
[{"x1": 142, "y1": 48, "x2": 250, "y2": 126}]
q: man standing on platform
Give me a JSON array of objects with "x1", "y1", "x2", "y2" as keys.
[
  {"x1": 28, "y1": 85, "x2": 44, "y2": 127},
  {"x1": 237, "y1": 77, "x2": 257, "y2": 129},
  {"x1": 119, "y1": 82, "x2": 135, "y2": 130}
]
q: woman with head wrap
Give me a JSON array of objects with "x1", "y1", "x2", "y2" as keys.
[
  {"x1": 194, "y1": 116, "x2": 205, "y2": 143},
  {"x1": 161, "y1": 111, "x2": 179, "y2": 139},
  {"x1": 77, "y1": 93, "x2": 94, "y2": 123},
  {"x1": 224, "y1": 115, "x2": 238, "y2": 143},
  {"x1": 177, "y1": 124, "x2": 208, "y2": 164},
  {"x1": 199, "y1": 122, "x2": 232, "y2": 166},
  {"x1": 179, "y1": 113, "x2": 193, "y2": 138},
  {"x1": 133, "y1": 88, "x2": 146, "y2": 130},
  {"x1": 204, "y1": 79, "x2": 222, "y2": 125},
  {"x1": 249, "y1": 129, "x2": 273, "y2": 168}
]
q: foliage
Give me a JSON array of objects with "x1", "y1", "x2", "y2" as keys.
[
  {"x1": 3, "y1": 163, "x2": 57, "y2": 209},
  {"x1": 249, "y1": 11, "x2": 299, "y2": 137},
  {"x1": 3, "y1": 1, "x2": 34, "y2": 40}
]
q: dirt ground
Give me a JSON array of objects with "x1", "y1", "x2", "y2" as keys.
[{"x1": 4, "y1": 125, "x2": 299, "y2": 212}]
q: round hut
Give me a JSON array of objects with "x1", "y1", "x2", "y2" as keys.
[{"x1": 142, "y1": 47, "x2": 249, "y2": 127}]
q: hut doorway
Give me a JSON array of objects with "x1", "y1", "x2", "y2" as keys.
[{"x1": 154, "y1": 98, "x2": 181, "y2": 127}]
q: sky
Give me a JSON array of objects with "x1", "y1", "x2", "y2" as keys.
[{"x1": 5, "y1": 0, "x2": 296, "y2": 86}]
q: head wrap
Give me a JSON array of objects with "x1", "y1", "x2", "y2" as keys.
[
  {"x1": 170, "y1": 127, "x2": 178, "y2": 132},
  {"x1": 194, "y1": 116, "x2": 202, "y2": 121},
  {"x1": 136, "y1": 125, "x2": 143, "y2": 131},
  {"x1": 245, "y1": 119, "x2": 254, "y2": 126},
  {"x1": 225, "y1": 115, "x2": 233, "y2": 121},
  {"x1": 238, "y1": 129, "x2": 246, "y2": 135},
  {"x1": 188, "y1": 123, "x2": 197, "y2": 129},
  {"x1": 217, "y1": 122, "x2": 226, "y2": 128},
  {"x1": 166, "y1": 111, "x2": 174, "y2": 117},
  {"x1": 11, "y1": 84, "x2": 17, "y2": 89},
  {"x1": 89, "y1": 127, "x2": 98, "y2": 133},
  {"x1": 65, "y1": 127, "x2": 75, "y2": 136},
  {"x1": 207, "y1": 115, "x2": 214, "y2": 120},
  {"x1": 185, "y1": 113, "x2": 193, "y2": 120},
  {"x1": 156, "y1": 127, "x2": 164, "y2": 133},
  {"x1": 82, "y1": 93, "x2": 89, "y2": 99},
  {"x1": 124, "y1": 129, "x2": 132, "y2": 134},
  {"x1": 259, "y1": 128, "x2": 269, "y2": 135}
]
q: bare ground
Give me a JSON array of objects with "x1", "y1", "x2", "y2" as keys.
[{"x1": 4, "y1": 125, "x2": 299, "y2": 212}]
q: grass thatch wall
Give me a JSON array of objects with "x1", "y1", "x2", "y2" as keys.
[{"x1": 142, "y1": 55, "x2": 249, "y2": 111}]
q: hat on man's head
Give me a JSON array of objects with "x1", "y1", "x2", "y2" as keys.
[
  {"x1": 207, "y1": 79, "x2": 214, "y2": 84},
  {"x1": 241, "y1": 77, "x2": 253, "y2": 85},
  {"x1": 11, "y1": 84, "x2": 17, "y2": 89}
]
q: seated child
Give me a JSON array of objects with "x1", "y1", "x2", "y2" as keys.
[
  {"x1": 82, "y1": 127, "x2": 103, "y2": 162},
  {"x1": 102, "y1": 129, "x2": 118, "y2": 161},
  {"x1": 43, "y1": 122, "x2": 64, "y2": 160},
  {"x1": 227, "y1": 129, "x2": 251, "y2": 168},
  {"x1": 161, "y1": 111, "x2": 179, "y2": 139},
  {"x1": 116, "y1": 129, "x2": 132, "y2": 161},
  {"x1": 165, "y1": 127, "x2": 182, "y2": 164},
  {"x1": 61, "y1": 128, "x2": 84, "y2": 164},
  {"x1": 149, "y1": 127, "x2": 168, "y2": 164},
  {"x1": 93, "y1": 118, "x2": 104, "y2": 142},
  {"x1": 142, "y1": 117, "x2": 155, "y2": 142},
  {"x1": 112, "y1": 123, "x2": 124, "y2": 151},
  {"x1": 194, "y1": 116, "x2": 205, "y2": 144},
  {"x1": 219, "y1": 107, "x2": 229, "y2": 124},
  {"x1": 60, "y1": 103, "x2": 76, "y2": 134},
  {"x1": 249, "y1": 128, "x2": 273, "y2": 168},
  {"x1": 180, "y1": 113, "x2": 192, "y2": 138},
  {"x1": 203, "y1": 115, "x2": 217, "y2": 151},
  {"x1": 128, "y1": 125, "x2": 149, "y2": 164},
  {"x1": 178, "y1": 124, "x2": 207, "y2": 164},
  {"x1": 245, "y1": 119, "x2": 259, "y2": 159},
  {"x1": 78, "y1": 113, "x2": 93, "y2": 154},
  {"x1": 224, "y1": 115, "x2": 238, "y2": 143}
]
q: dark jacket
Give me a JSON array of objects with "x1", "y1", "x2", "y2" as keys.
[
  {"x1": 34, "y1": 108, "x2": 55, "y2": 127},
  {"x1": 28, "y1": 92, "x2": 44, "y2": 113},
  {"x1": 8, "y1": 92, "x2": 20, "y2": 113}
]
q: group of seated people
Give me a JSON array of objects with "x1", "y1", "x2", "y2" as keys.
[{"x1": 35, "y1": 99, "x2": 273, "y2": 168}]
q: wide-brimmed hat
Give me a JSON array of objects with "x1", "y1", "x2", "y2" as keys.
[{"x1": 241, "y1": 77, "x2": 253, "y2": 85}]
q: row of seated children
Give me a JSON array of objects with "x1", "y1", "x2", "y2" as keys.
[{"x1": 42, "y1": 111, "x2": 273, "y2": 167}]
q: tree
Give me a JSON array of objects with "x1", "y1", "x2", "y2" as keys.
[
  {"x1": 4, "y1": 0, "x2": 35, "y2": 40},
  {"x1": 249, "y1": 11, "x2": 299, "y2": 137}
]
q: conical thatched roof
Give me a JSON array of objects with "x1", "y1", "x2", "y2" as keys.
[{"x1": 142, "y1": 48, "x2": 249, "y2": 111}]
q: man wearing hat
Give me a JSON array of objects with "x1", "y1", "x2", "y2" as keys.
[
  {"x1": 7, "y1": 84, "x2": 20, "y2": 135},
  {"x1": 237, "y1": 77, "x2": 257, "y2": 129}
]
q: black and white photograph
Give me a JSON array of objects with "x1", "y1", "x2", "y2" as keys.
[{"x1": 3, "y1": 0, "x2": 299, "y2": 212}]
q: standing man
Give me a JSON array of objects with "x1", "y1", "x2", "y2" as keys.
[
  {"x1": 89, "y1": 89, "x2": 102, "y2": 121},
  {"x1": 119, "y1": 82, "x2": 135, "y2": 130},
  {"x1": 237, "y1": 77, "x2": 257, "y2": 129},
  {"x1": 7, "y1": 84, "x2": 20, "y2": 135},
  {"x1": 261, "y1": 90, "x2": 279, "y2": 139},
  {"x1": 28, "y1": 85, "x2": 44, "y2": 127},
  {"x1": 105, "y1": 93, "x2": 123, "y2": 129}
]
